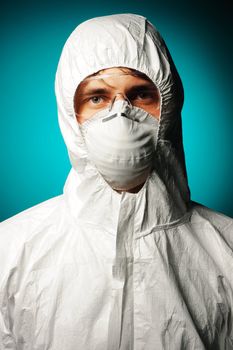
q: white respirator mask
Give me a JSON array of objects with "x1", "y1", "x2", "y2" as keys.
[{"x1": 79, "y1": 98, "x2": 159, "y2": 191}]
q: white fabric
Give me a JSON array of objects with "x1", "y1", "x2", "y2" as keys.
[{"x1": 0, "y1": 13, "x2": 233, "y2": 349}]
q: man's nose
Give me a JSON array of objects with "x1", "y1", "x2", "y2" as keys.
[
  {"x1": 114, "y1": 93, "x2": 131, "y2": 103},
  {"x1": 109, "y1": 93, "x2": 132, "y2": 111}
]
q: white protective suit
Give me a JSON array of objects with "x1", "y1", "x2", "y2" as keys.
[{"x1": 1, "y1": 13, "x2": 233, "y2": 350}]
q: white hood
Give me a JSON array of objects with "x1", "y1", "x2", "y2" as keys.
[{"x1": 55, "y1": 13, "x2": 190, "y2": 227}]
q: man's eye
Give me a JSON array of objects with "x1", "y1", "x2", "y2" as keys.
[
  {"x1": 135, "y1": 92, "x2": 154, "y2": 100},
  {"x1": 128, "y1": 91, "x2": 155, "y2": 102},
  {"x1": 89, "y1": 96, "x2": 104, "y2": 104}
]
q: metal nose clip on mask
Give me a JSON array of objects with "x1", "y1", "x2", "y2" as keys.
[
  {"x1": 100, "y1": 93, "x2": 133, "y2": 123},
  {"x1": 80, "y1": 98, "x2": 159, "y2": 191}
]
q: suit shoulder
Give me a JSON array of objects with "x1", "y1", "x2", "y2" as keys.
[
  {"x1": 190, "y1": 201, "x2": 233, "y2": 248},
  {"x1": 0, "y1": 195, "x2": 67, "y2": 273},
  {"x1": 190, "y1": 201, "x2": 233, "y2": 228},
  {"x1": 1, "y1": 195, "x2": 64, "y2": 231}
]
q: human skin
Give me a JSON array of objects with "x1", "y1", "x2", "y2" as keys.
[
  {"x1": 73, "y1": 67, "x2": 161, "y2": 193},
  {"x1": 74, "y1": 67, "x2": 161, "y2": 123}
]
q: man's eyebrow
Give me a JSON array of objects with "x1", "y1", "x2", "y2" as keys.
[
  {"x1": 79, "y1": 88, "x2": 109, "y2": 97},
  {"x1": 79, "y1": 83, "x2": 157, "y2": 97},
  {"x1": 126, "y1": 83, "x2": 157, "y2": 93}
]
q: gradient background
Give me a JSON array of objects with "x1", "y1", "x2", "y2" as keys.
[{"x1": 1, "y1": 0, "x2": 232, "y2": 221}]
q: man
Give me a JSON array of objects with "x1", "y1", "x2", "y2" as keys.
[{"x1": 0, "y1": 13, "x2": 232, "y2": 349}]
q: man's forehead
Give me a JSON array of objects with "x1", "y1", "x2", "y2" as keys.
[
  {"x1": 77, "y1": 73, "x2": 156, "y2": 96},
  {"x1": 83, "y1": 72, "x2": 133, "y2": 81}
]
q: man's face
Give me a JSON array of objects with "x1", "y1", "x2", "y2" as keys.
[{"x1": 74, "y1": 67, "x2": 160, "y2": 124}]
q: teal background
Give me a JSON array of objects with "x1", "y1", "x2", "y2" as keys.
[{"x1": 1, "y1": 0, "x2": 232, "y2": 221}]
